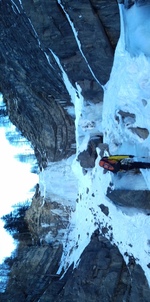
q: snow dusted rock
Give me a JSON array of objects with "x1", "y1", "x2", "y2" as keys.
[
  {"x1": 0, "y1": 0, "x2": 118, "y2": 167},
  {"x1": 25, "y1": 191, "x2": 71, "y2": 247},
  {"x1": 129, "y1": 127, "x2": 149, "y2": 139},
  {"x1": 117, "y1": 110, "x2": 136, "y2": 125},
  {"x1": 2, "y1": 232, "x2": 150, "y2": 302},
  {"x1": 107, "y1": 189, "x2": 150, "y2": 211},
  {"x1": 77, "y1": 136, "x2": 103, "y2": 168},
  {"x1": 77, "y1": 149, "x2": 97, "y2": 169},
  {"x1": 99, "y1": 204, "x2": 109, "y2": 216}
]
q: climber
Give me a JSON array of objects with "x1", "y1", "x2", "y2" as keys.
[{"x1": 99, "y1": 155, "x2": 150, "y2": 173}]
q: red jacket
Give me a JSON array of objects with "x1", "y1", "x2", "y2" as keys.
[{"x1": 99, "y1": 157, "x2": 121, "y2": 173}]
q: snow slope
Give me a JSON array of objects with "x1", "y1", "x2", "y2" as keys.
[{"x1": 42, "y1": 3, "x2": 150, "y2": 284}]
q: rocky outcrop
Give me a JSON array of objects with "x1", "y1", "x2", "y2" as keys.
[
  {"x1": 1, "y1": 230, "x2": 150, "y2": 302},
  {"x1": 0, "y1": 0, "x2": 119, "y2": 167},
  {"x1": 129, "y1": 127, "x2": 149, "y2": 140},
  {"x1": 25, "y1": 190, "x2": 71, "y2": 246},
  {"x1": 77, "y1": 136, "x2": 103, "y2": 168},
  {"x1": 1, "y1": 182, "x2": 150, "y2": 301},
  {"x1": 107, "y1": 189, "x2": 150, "y2": 211},
  {"x1": 1, "y1": 244, "x2": 63, "y2": 302}
]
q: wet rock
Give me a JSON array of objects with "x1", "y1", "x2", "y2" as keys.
[
  {"x1": 78, "y1": 149, "x2": 96, "y2": 169},
  {"x1": 98, "y1": 143, "x2": 109, "y2": 157},
  {"x1": 129, "y1": 127, "x2": 149, "y2": 139},
  {"x1": 99, "y1": 204, "x2": 109, "y2": 216},
  {"x1": 117, "y1": 110, "x2": 136, "y2": 125},
  {"x1": 77, "y1": 136, "x2": 103, "y2": 168},
  {"x1": 107, "y1": 189, "x2": 150, "y2": 210}
]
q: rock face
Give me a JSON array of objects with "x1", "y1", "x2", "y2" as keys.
[
  {"x1": 77, "y1": 136, "x2": 103, "y2": 168},
  {"x1": 1, "y1": 1, "x2": 150, "y2": 301},
  {"x1": 25, "y1": 192, "x2": 71, "y2": 246},
  {"x1": 107, "y1": 189, "x2": 150, "y2": 211},
  {"x1": 1, "y1": 188, "x2": 150, "y2": 301},
  {"x1": 1, "y1": 229, "x2": 150, "y2": 302},
  {"x1": 0, "y1": 0, "x2": 119, "y2": 167}
]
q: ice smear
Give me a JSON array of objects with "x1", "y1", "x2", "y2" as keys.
[{"x1": 123, "y1": 3, "x2": 150, "y2": 57}]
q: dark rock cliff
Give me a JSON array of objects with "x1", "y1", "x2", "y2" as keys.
[
  {"x1": 0, "y1": 0, "x2": 119, "y2": 167},
  {"x1": 1, "y1": 0, "x2": 150, "y2": 301},
  {"x1": 1, "y1": 223, "x2": 150, "y2": 302}
]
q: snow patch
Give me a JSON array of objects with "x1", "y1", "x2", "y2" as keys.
[{"x1": 39, "y1": 155, "x2": 77, "y2": 209}]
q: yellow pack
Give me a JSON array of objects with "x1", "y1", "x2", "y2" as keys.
[{"x1": 108, "y1": 155, "x2": 132, "y2": 161}]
